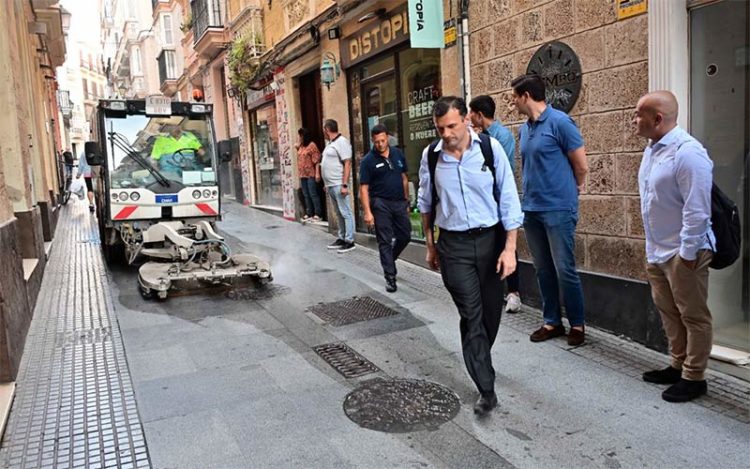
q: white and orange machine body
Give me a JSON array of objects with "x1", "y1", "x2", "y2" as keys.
[{"x1": 87, "y1": 98, "x2": 272, "y2": 298}]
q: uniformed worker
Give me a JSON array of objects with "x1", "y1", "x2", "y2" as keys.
[
  {"x1": 359, "y1": 123, "x2": 411, "y2": 293},
  {"x1": 150, "y1": 124, "x2": 205, "y2": 174},
  {"x1": 418, "y1": 96, "x2": 523, "y2": 417}
]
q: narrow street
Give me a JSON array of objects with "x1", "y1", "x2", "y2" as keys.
[{"x1": 1, "y1": 201, "x2": 747, "y2": 469}]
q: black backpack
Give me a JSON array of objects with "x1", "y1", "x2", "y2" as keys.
[
  {"x1": 709, "y1": 183, "x2": 741, "y2": 269},
  {"x1": 427, "y1": 133, "x2": 497, "y2": 228}
]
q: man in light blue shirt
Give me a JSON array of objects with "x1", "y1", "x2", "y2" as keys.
[
  {"x1": 418, "y1": 96, "x2": 522, "y2": 416},
  {"x1": 469, "y1": 95, "x2": 522, "y2": 314},
  {"x1": 635, "y1": 90, "x2": 715, "y2": 403},
  {"x1": 511, "y1": 74, "x2": 589, "y2": 347}
]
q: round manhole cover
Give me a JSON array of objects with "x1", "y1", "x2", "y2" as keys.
[{"x1": 343, "y1": 378, "x2": 460, "y2": 433}]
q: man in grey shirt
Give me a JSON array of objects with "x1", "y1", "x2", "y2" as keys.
[{"x1": 321, "y1": 119, "x2": 355, "y2": 253}]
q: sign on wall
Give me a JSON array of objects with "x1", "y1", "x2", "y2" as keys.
[
  {"x1": 526, "y1": 41, "x2": 582, "y2": 113},
  {"x1": 444, "y1": 19, "x2": 457, "y2": 48},
  {"x1": 617, "y1": 0, "x2": 647, "y2": 20},
  {"x1": 408, "y1": 0, "x2": 444, "y2": 48},
  {"x1": 341, "y1": 5, "x2": 410, "y2": 68}
]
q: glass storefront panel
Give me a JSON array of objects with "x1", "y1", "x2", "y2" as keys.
[
  {"x1": 690, "y1": 0, "x2": 749, "y2": 351},
  {"x1": 349, "y1": 47, "x2": 441, "y2": 241},
  {"x1": 398, "y1": 48, "x2": 441, "y2": 240},
  {"x1": 251, "y1": 103, "x2": 282, "y2": 208}
]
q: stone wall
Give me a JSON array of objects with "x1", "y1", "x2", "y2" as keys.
[{"x1": 470, "y1": 0, "x2": 649, "y2": 280}]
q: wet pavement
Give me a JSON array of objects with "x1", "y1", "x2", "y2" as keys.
[{"x1": 1, "y1": 200, "x2": 748, "y2": 468}]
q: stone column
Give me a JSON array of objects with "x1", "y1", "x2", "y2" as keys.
[{"x1": 648, "y1": 0, "x2": 689, "y2": 128}]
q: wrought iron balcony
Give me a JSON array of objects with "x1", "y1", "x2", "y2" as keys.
[{"x1": 191, "y1": 0, "x2": 223, "y2": 44}]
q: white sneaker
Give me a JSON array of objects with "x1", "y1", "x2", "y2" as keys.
[{"x1": 505, "y1": 293, "x2": 521, "y2": 314}]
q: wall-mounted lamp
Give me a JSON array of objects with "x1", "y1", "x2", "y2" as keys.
[
  {"x1": 327, "y1": 26, "x2": 340, "y2": 40},
  {"x1": 357, "y1": 8, "x2": 386, "y2": 23},
  {"x1": 320, "y1": 52, "x2": 340, "y2": 90}
]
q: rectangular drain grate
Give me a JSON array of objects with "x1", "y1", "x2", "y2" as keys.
[
  {"x1": 307, "y1": 296, "x2": 399, "y2": 326},
  {"x1": 313, "y1": 342, "x2": 380, "y2": 378}
]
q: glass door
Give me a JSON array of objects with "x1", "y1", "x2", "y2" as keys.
[
  {"x1": 362, "y1": 76, "x2": 399, "y2": 151},
  {"x1": 690, "y1": 0, "x2": 750, "y2": 351}
]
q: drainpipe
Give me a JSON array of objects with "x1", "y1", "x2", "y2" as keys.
[{"x1": 459, "y1": 0, "x2": 471, "y2": 100}]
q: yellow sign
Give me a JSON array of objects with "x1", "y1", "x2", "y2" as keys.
[
  {"x1": 444, "y1": 19, "x2": 456, "y2": 48},
  {"x1": 617, "y1": 0, "x2": 647, "y2": 20}
]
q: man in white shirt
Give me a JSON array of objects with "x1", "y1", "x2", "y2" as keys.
[
  {"x1": 634, "y1": 90, "x2": 715, "y2": 403},
  {"x1": 321, "y1": 119, "x2": 355, "y2": 253}
]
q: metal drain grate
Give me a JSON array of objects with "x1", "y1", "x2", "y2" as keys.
[
  {"x1": 343, "y1": 378, "x2": 461, "y2": 433},
  {"x1": 313, "y1": 342, "x2": 380, "y2": 378},
  {"x1": 307, "y1": 296, "x2": 399, "y2": 326}
]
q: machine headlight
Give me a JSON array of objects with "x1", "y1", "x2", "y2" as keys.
[
  {"x1": 211, "y1": 190, "x2": 218, "y2": 197},
  {"x1": 192, "y1": 190, "x2": 201, "y2": 199},
  {"x1": 111, "y1": 193, "x2": 118, "y2": 200},
  {"x1": 191, "y1": 104, "x2": 207, "y2": 113},
  {"x1": 202, "y1": 189, "x2": 211, "y2": 198},
  {"x1": 118, "y1": 191, "x2": 129, "y2": 202},
  {"x1": 129, "y1": 192, "x2": 140, "y2": 202}
]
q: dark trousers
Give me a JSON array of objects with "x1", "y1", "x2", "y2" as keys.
[
  {"x1": 371, "y1": 197, "x2": 411, "y2": 278},
  {"x1": 437, "y1": 225, "x2": 506, "y2": 394},
  {"x1": 300, "y1": 177, "x2": 322, "y2": 217},
  {"x1": 506, "y1": 252, "x2": 519, "y2": 293}
]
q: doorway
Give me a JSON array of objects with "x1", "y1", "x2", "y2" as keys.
[
  {"x1": 298, "y1": 69, "x2": 327, "y2": 220},
  {"x1": 690, "y1": 0, "x2": 750, "y2": 351}
]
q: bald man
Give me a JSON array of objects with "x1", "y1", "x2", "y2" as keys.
[{"x1": 634, "y1": 91, "x2": 716, "y2": 403}]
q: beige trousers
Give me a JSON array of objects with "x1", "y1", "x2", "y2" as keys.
[{"x1": 646, "y1": 250, "x2": 713, "y2": 381}]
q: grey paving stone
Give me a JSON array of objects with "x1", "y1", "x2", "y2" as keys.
[{"x1": 0, "y1": 203, "x2": 151, "y2": 468}]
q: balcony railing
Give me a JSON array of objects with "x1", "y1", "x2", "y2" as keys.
[
  {"x1": 158, "y1": 49, "x2": 178, "y2": 84},
  {"x1": 191, "y1": 0, "x2": 223, "y2": 44}
]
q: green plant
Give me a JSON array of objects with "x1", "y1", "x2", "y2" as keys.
[
  {"x1": 227, "y1": 35, "x2": 262, "y2": 91},
  {"x1": 179, "y1": 15, "x2": 194, "y2": 33}
]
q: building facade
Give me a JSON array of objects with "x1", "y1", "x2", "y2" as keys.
[
  {"x1": 469, "y1": 0, "x2": 749, "y2": 363},
  {"x1": 0, "y1": 0, "x2": 68, "y2": 383}
]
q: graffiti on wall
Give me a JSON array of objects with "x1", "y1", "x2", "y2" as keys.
[{"x1": 273, "y1": 69, "x2": 295, "y2": 219}]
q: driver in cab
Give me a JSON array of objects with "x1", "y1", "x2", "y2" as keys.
[{"x1": 150, "y1": 124, "x2": 205, "y2": 175}]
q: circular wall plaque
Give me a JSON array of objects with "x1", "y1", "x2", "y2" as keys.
[{"x1": 526, "y1": 41, "x2": 582, "y2": 113}]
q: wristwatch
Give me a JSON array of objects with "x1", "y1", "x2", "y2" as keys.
[{"x1": 342, "y1": 184, "x2": 348, "y2": 188}]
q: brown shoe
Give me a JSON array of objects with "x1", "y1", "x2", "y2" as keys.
[
  {"x1": 530, "y1": 324, "x2": 566, "y2": 342},
  {"x1": 567, "y1": 326, "x2": 585, "y2": 346}
]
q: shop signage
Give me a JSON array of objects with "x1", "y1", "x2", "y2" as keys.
[
  {"x1": 444, "y1": 19, "x2": 457, "y2": 48},
  {"x1": 616, "y1": 0, "x2": 647, "y2": 20},
  {"x1": 341, "y1": 5, "x2": 410, "y2": 68},
  {"x1": 526, "y1": 41, "x2": 582, "y2": 113},
  {"x1": 408, "y1": 0, "x2": 444, "y2": 48}
]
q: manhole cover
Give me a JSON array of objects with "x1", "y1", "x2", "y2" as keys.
[
  {"x1": 313, "y1": 342, "x2": 380, "y2": 378},
  {"x1": 226, "y1": 284, "x2": 290, "y2": 300},
  {"x1": 343, "y1": 378, "x2": 460, "y2": 433},
  {"x1": 308, "y1": 296, "x2": 399, "y2": 326}
]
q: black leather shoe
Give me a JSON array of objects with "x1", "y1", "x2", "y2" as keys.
[
  {"x1": 385, "y1": 276, "x2": 397, "y2": 293},
  {"x1": 642, "y1": 366, "x2": 682, "y2": 384},
  {"x1": 530, "y1": 324, "x2": 566, "y2": 342},
  {"x1": 473, "y1": 391, "x2": 498, "y2": 416},
  {"x1": 662, "y1": 378, "x2": 707, "y2": 402}
]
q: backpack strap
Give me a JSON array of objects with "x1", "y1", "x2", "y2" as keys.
[
  {"x1": 427, "y1": 139, "x2": 440, "y2": 229},
  {"x1": 477, "y1": 133, "x2": 499, "y2": 204}
]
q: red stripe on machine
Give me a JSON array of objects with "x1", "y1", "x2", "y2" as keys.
[
  {"x1": 196, "y1": 203, "x2": 217, "y2": 215},
  {"x1": 113, "y1": 206, "x2": 137, "y2": 220}
]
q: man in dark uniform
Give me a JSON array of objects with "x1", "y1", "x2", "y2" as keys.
[{"x1": 359, "y1": 124, "x2": 411, "y2": 293}]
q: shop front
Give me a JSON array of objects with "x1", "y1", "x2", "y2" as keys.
[
  {"x1": 246, "y1": 87, "x2": 283, "y2": 209},
  {"x1": 342, "y1": 3, "x2": 443, "y2": 241}
]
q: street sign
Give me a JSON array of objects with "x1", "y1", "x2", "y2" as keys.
[{"x1": 145, "y1": 96, "x2": 172, "y2": 116}]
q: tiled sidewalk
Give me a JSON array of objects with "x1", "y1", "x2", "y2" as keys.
[{"x1": 0, "y1": 203, "x2": 150, "y2": 468}]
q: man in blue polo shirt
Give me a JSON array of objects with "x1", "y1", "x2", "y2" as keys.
[
  {"x1": 359, "y1": 124, "x2": 411, "y2": 293},
  {"x1": 511, "y1": 74, "x2": 589, "y2": 346}
]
